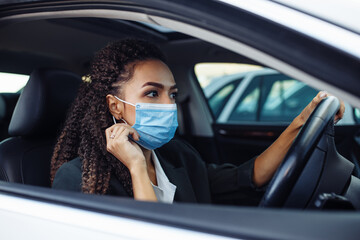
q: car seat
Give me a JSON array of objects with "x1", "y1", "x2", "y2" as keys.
[
  {"x1": 0, "y1": 68, "x2": 81, "y2": 187},
  {"x1": 0, "y1": 92, "x2": 22, "y2": 142},
  {"x1": 0, "y1": 94, "x2": 8, "y2": 141}
]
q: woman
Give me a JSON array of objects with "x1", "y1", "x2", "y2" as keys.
[{"x1": 51, "y1": 39, "x2": 344, "y2": 204}]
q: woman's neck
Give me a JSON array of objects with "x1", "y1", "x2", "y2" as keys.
[
  {"x1": 141, "y1": 147, "x2": 157, "y2": 185},
  {"x1": 142, "y1": 148, "x2": 153, "y2": 167}
]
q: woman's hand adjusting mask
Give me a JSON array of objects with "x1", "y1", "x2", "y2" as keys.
[{"x1": 105, "y1": 123, "x2": 145, "y2": 171}]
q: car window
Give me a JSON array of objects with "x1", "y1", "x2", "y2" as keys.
[
  {"x1": 0, "y1": 72, "x2": 28, "y2": 93},
  {"x1": 260, "y1": 77, "x2": 318, "y2": 122},
  {"x1": 194, "y1": 63, "x2": 262, "y2": 88},
  {"x1": 194, "y1": 65, "x2": 360, "y2": 125},
  {"x1": 228, "y1": 76, "x2": 261, "y2": 122},
  {"x1": 195, "y1": 63, "x2": 264, "y2": 120},
  {"x1": 355, "y1": 108, "x2": 360, "y2": 124},
  {"x1": 226, "y1": 74, "x2": 318, "y2": 123},
  {"x1": 208, "y1": 79, "x2": 241, "y2": 118}
]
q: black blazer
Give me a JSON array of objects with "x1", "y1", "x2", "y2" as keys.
[{"x1": 52, "y1": 138, "x2": 264, "y2": 205}]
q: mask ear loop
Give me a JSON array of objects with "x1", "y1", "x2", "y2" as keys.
[
  {"x1": 112, "y1": 116, "x2": 128, "y2": 125},
  {"x1": 113, "y1": 95, "x2": 136, "y2": 106},
  {"x1": 112, "y1": 95, "x2": 132, "y2": 125}
]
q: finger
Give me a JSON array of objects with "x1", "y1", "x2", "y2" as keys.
[
  {"x1": 339, "y1": 100, "x2": 345, "y2": 118},
  {"x1": 313, "y1": 91, "x2": 328, "y2": 105},
  {"x1": 116, "y1": 124, "x2": 130, "y2": 137},
  {"x1": 335, "y1": 100, "x2": 345, "y2": 122},
  {"x1": 129, "y1": 128, "x2": 140, "y2": 141},
  {"x1": 117, "y1": 126, "x2": 140, "y2": 141},
  {"x1": 112, "y1": 123, "x2": 139, "y2": 141},
  {"x1": 111, "y1": 125, "x2": 126, "y2": 139},
  {"x1": 105, "y1": 126, "x2": 116, "y2": 140},
  {"x1": 117, "y1": 128, "x2": 132, "y2": 143},
  {"x1": 106, "y1": 123, "x2": 126, "y2": 140},
  {"x1": 107, "y1": 124, "x2": 140, "y2": 142},
  {"x1": 319, "y1": 91, "x2": 344, "y2": 119}
]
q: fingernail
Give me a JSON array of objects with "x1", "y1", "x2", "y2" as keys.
[{"x1": 320, "y1": 91, "x2": 327, "y2": 98}]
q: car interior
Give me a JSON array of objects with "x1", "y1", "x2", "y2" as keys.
[
  {"x1": 0, "y1": 16, "x2": 360, "y2": 209},
  {"x1": 0, "y1": 69, "x2": 81, "y2": 186}
]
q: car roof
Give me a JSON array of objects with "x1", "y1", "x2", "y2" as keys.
[
  {"x1": 1, "y1": 0, "x2": 360, "y2": 108},
  {"x1": 273, "y1": 0, "x2": 360, "y2": 34},
  {"x1": 2, "y1": 0, "x2": 360, "y2": 35}
]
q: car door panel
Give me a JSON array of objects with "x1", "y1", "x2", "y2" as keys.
[
  {"x1": 209, "y1": 123, "x2": 360, "y2": 174},
  {"x1": 213, "y1": 124, "x2": 285, "y2": 165}
]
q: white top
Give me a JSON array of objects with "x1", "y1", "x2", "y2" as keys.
[{"x1": 150, "y1": 150, "x2": 177, "y2": 203}]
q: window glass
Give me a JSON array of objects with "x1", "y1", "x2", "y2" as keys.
[
  {"x1": 0, "y1": 72, "x2": 28, "y2": 92},
  {"x1": 195, "y1": 63, "x2": 358, "y2": 125},
  {"x1": 208, "y1": 80, "x2": 239, "y2": 118},
  {"x1": 194, "y1": 63, "x2": 262, "y2": 88},
  {"x1": 194, "y1": 63, "x2": 264, "y2": 120},
  {"x1": 228, "y1": 77, "x2": 261, "y2": 122},
  {"x1": 355, "y1": 108, "x2": 360, "y2": 123},
  {"x1": 260, "y1": 78, "x2": 318, "y2": 122}
]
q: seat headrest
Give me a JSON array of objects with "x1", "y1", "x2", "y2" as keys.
[
  {"x1": 9, "y1": 68, "x2": 81, "y2": 137},
  {"x1": 0, "y1": 94, "x2": 6, "y2": 121}
]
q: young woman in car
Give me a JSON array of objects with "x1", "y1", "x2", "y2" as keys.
[{"x1": 50, "y1": 39, "x2": 344, "y2": 204}]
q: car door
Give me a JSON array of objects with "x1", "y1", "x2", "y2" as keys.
[{"x1": 1, "y1": 1, "x2": 360, "y2": 240}]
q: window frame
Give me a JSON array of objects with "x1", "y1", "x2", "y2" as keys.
[{"x1": 1, "y1": 1, "x2": 360, "y2": 239}]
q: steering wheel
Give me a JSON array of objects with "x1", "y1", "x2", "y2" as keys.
[{"x1": 259, "y1": 96, "x2": 354, "y2": 208}]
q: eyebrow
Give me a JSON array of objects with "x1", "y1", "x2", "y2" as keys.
[{"x1": 142, "y1": 82, "x2": 177, "y2": 90}]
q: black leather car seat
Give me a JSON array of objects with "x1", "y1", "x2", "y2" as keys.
[
  {"x1": 0, "y1": 94, "x2": 8, "y2": 141},
  {"x1": 0, "y1": 92, "x2": 22, "y2": 141},
  {"x1": 0, "y1": 69, "x2": 81, "y2": 187}
]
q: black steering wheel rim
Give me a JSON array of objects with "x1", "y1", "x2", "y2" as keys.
[{"x1": 259, "y1": 96, "x2": 340, "y2": 208}]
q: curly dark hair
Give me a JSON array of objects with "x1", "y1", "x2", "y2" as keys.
[{"x1": 50, "y1": 39, "x2": 166, "y2": 195}]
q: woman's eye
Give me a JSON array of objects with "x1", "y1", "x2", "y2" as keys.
[
  {"x1": 146, "y1": 90, "x2": 158, "y2": 97},
  {"x1": 170, "y1": 92, "x2": 178, "y2": 99}
]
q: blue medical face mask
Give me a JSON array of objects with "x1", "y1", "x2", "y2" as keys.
[{"x1": 112, "y1": 95, "x2": 178, "y2": 150}]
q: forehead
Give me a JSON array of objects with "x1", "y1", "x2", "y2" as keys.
[{"x1": 129, "y1": 59, "x2": 176, "y2": 85}]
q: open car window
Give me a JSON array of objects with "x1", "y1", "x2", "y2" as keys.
[
  {"x1": 0, "y1": 1, "x2": 360, "y2": 239},
  {"x1": 0, "y1": 72, "x2": 28, "y2": 93},
  {"x1": 195, "y1": 63, "x2": 359, "y2": 126}
]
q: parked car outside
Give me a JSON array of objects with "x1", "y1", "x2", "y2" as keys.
[{"x1": 203, "y1": 68, "x2": 357, "y2": 125}]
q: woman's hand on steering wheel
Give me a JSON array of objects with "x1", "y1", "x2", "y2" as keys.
[
  {"x1": 105, "y1": 123, "x2": 146, "y2": 172},
  {"x1": 296, "y1": 91, "x2": 345, "y2": 127}
]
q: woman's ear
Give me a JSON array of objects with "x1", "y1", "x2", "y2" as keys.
[{"x1": 106, "y1": 94, "x2": 123, "y2": 120}]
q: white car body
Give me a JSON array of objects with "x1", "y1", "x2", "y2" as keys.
[{"x1": 0, "y1": 0, "x2": 360, "y2": 239}]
